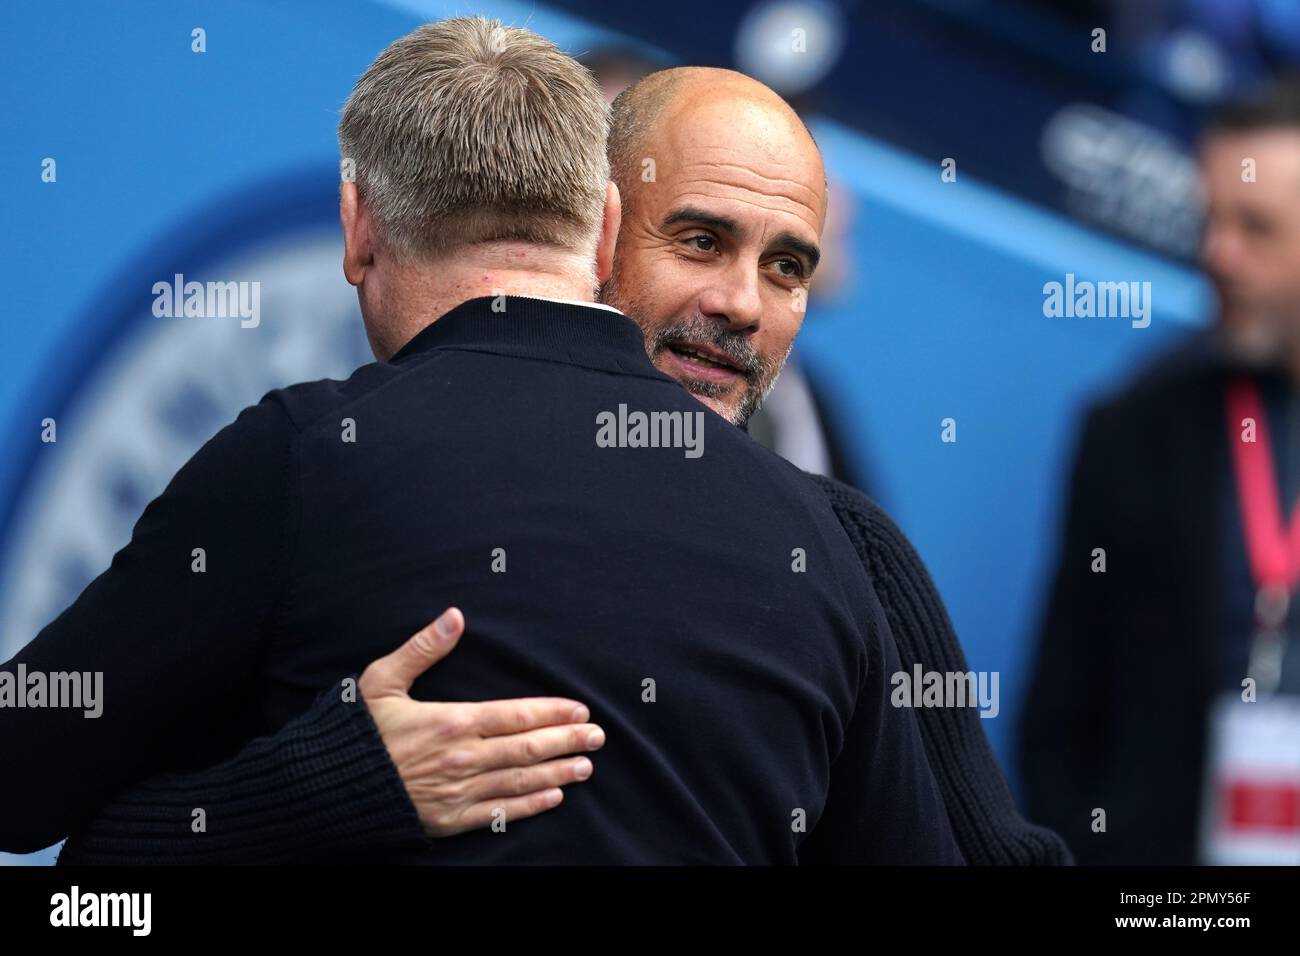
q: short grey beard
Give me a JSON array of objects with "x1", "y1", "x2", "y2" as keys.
[{"x1": 601, "y1": 276, "x2": 789, "y2": 427}]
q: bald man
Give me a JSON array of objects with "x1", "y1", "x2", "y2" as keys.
[
  {"x1": 600, "y1": 67, "x2": 826, "y2": 429},
  {"x1": 604, "y1": 69, "x2": 1066, "y2": 865},
  {"x1": 56, "y1": 67, "x2": 1067, "y2": 866}
]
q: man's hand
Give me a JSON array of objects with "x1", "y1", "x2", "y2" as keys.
[{"x1": 357, "y1": 607, "x2": 605, "y2": 838}]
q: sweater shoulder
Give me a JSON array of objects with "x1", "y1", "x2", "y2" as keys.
[
  {"x1": 804, "y1": 473, "x2": 920, "y2": 566},
  {"x1": 804, "y1": 473, "x2": 953, "y2": 650},
  {"x1": 258, "y1": 358, "x2": 422, "y2": 435}
]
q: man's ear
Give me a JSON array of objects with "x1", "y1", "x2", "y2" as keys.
[
  {"x1": 340, "y1": 181, "x2": 373, "y2": 286},
  {"x1": 595, "y1": 180, "x2": 621, "y2": 286}
]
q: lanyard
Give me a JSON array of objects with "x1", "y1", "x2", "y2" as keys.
[
  {"x1": 1226, "y1": 377, "x2": 1296, "y2": 692},
  {"x1": 1227, "y1": 378, "x2": 1300, "y2": 590}
]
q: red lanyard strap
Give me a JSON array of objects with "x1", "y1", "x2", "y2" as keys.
[{"x1": 1226, "y1": 377, "x2": 1300, "y2": 590}]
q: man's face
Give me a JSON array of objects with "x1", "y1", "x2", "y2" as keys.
[
  {"x1": 1199, "y1": 128, "x2": 1300, "y2": 357},
  {"x1": 601, "y1": 93, "x2": 827, "y2": 425}
]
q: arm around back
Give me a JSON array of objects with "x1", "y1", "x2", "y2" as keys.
[{"x1": 807, "y1": 473, "x2": 1073, "y2": 866}]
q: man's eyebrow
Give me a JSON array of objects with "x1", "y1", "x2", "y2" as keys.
[
  {"x1": 662, "y1": 207, "x2": 821, "y2": 274},
  {"x1": 773, "y1": 232, "x2": 821, "y2": 273},
  {"x1": 662, "y1": 207, "x2": 742, "y2": 236}
]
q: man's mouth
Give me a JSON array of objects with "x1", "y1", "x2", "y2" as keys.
[{"x1": 663, "y1": 343, "x2": 746, "y2": 384}]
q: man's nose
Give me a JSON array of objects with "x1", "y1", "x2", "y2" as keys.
[
  {"x1": 1201, "y1": 222, "x2": 1245, "y2": 280},
  {"x1": 698, "y1": 260, "x2": 764, "y2": 332}
]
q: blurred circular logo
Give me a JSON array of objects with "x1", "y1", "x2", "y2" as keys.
[
  {"x1": 0, "y1": 174, "x2": 371, "y2": 663},
  {"x1": 734, "y1": 0, "x2": 847, "y2": 96}
]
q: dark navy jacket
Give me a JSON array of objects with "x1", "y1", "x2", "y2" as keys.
[{"x1": 2, "y1": 295, "x2": 961, "y2": 864}]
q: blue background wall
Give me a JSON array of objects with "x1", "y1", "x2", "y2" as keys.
[{"x1": 1, "y1": 0, "x2": 1209, "y2": 863}]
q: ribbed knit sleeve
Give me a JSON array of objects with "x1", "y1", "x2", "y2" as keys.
[
  {"x1": 55, "y1": 683, "x2": 432, "y2": 865},
  {"x1": 808, "y1": 473, "x2": 1073, "y2": 866}
]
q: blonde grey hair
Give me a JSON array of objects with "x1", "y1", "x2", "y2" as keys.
[{"x1": 338, "y1": 17, "x2": 610, "y2": 262}]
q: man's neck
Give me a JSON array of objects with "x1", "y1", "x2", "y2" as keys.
[{"x1": 373, "y1": 243, "x2": 597, "y2": 359}]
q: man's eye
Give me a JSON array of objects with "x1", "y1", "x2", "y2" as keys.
[
  {"x1": 1241, "y1": 214, "x2": 1272, "y2": 238},
  {"x1": 774, "y1": 258, "x2": 804, "y2": 278},
  {"x1": 686, "y1": 235, "x2": 716, "y2": 252}
]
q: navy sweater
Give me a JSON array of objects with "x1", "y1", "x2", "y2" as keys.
[
  {"x1": 0, "y1": 295, "x2": 962, "y2": 865},
  {"x1": 54, "y1": 477, "x2": 1070, "y2": 866}
]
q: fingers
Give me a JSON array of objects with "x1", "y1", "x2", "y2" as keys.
[
  {"x1": 467, "y1": 721, "x2": 606, "y2": 774},
  {"x1": 443, "y1": 745, "x2": 603, "y2": 835},
  {"x1": 439, "y1": 787, "x2": 568, "y2": 837},
  {"x1": 392, "y1": 699, "x2": 605, "y2": 840},
  {"x1": 360, "y1": 607, "x2": 465, "y2": 697},
  {"x1": 466, "y1": 696, "x2": 592, "y2": 737},
  {"x1": 464, "y1": 754, "x2": 594, "y2": 804}
]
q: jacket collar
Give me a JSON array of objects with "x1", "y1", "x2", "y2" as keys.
[{"x1": 389, "y1": 295, "x2": 668, "y2": 383}]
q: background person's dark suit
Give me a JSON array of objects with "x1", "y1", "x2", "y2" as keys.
[{"x1": 1018, "y1": 333, "x2": 1289, "y2": 865}]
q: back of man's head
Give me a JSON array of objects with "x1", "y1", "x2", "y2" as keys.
[{"x1": 338, "y1": 17, "x2": 610, "y2": 263}]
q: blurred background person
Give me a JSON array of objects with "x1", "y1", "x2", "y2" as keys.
[{"x1": 1020, "y1": 74, "x2": 1300, "y2": 865}]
